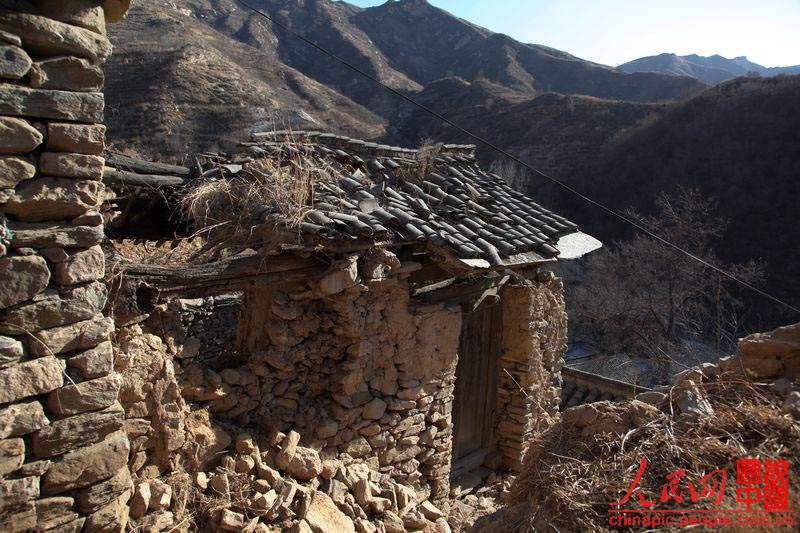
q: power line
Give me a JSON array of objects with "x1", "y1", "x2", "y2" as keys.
[{"x1": 239, "y1": 1, "x2": 800, "y2": 316}]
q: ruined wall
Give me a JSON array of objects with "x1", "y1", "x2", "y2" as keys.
[
  {"x1": 495, "y1": 275, "x2": 567, "y2": 470},
  {"x1": 161, "y1": 294, "x2": 243, "y2": 369},
  {"x1": 0, "y1": 2, "x2": 131, "y2": 531},
  {"x1": 111, "y1": 258, "x2": 570, "y2": 531},
  {"x1": 113, "y1": 255, "x2": 463, "y2": 531},
  {"x1": 231, "y1": 276, "x2": 461, "y2": 500}
]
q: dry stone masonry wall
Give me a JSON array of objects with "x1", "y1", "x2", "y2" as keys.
[
  {"x1": 110, "y1": 249, "x2": 569, "y2": 532},
  {"x1": 112, "y1": 257, "x2": 468, "y2": 531},
  {"x1": 0, "y1": 2, "x2": 131, "y2": 532},
  {"x1": 0, "y1": 3, "x2": 571, "y2": 531},
  {"x1": 495, "y1": 277, "x2": 566, "y2": 469}
]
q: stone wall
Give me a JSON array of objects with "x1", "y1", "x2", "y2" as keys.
[
  {"x1": 161, "y1": 294, "x2": 243, "y2": 370},
  {"x1": 0, "y1": 3, "x2": 570, "y2": 531},
  {"x1": 110, "y1": 253, "x2": 569, "y2": 531},
  {"x1": 231, "y1": 274, "x2": 462, "y2": 503},
  {"x1": 495, "y1": 276, "x2": 567, "y2": 470},
  {"x1": 0, "y1": 2, "x2": 130, "y2": 532},
  {"x1": 112, "y1": 255, "x2": 466, "y2": 530}
]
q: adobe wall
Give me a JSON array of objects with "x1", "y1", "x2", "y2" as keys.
[{"x1": 0, "y1": 2, "x2": 130, "y2": 532}]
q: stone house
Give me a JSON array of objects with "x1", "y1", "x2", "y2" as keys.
[
  {"x1": 0, "y1": 1, "x2": 600, "y2": 530},
  {"x1": 102, "y1": 131, "x2": 600, "y2": 529}
]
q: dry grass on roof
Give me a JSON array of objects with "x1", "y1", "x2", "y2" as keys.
[
  {"x1": 491, "y1": 374, "x2": 800, "y2": 532},
  {"x1": 180, "y1": 153, "x2": 339, "y2": 242}
]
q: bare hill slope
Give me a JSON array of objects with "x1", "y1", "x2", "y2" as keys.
[{"x1": 105, "y1": 0, "x2": 704, "y2": 157}]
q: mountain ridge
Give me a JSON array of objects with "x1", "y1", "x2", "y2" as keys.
[
  {"x1": 103, "y1": 0, "x2": 800, "y2": 319},
  {"x1": 619, "y1": 52, "x2": 800, "y2": 84},
  {"x1": 105, "y1": 0, "x2": 705, "y2": 157}
]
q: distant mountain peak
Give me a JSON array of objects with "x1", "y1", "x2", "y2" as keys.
[{"x1": 620, "y1": 52, "x2": 800, "y2": 84}]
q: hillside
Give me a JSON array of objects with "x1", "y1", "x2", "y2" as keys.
[
  {"x1": 104, "y1": 1, "x2": 387, "y2": 157},
  {"x1": 103, "y1": 0, "x2": 799, "y2": 316},
  {"x1": 105, "y1": 0, "x2": 704, "y2": 158},
  {"x1": 395, "y1": 74, "x2": 800, "y2": 316},
  {"x1": 620, "y1": 53, "x2": 800, "y2": 84},
  {"x1": 386, "y1": 77, "x2": 667, "y2": 186},
  {"x1": 534, "y1": 75, "x2": 800, "y2": 313}
]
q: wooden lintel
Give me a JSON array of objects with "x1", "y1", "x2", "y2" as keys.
[
  {"x1": 114, "y1": 254, "x2": 328, "y2": 298},
  {"x1": 154, "y1": 266, "x2": 325, "y2": 298},
  {"x1": 278, "y1": 239, "x2": 418, "y2": 257},
  {"x1": 105, "y1": 154, "x2": 191, "y2": 176},
  {"x1": 412, "y1": 273, "x2": 510, "y2": 305},
  {"x1": 103, "y1": 168, "x2": 189, "y2": 188}
]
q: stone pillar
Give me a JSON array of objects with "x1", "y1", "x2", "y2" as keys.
[
  {"x1": 0, "y1": 2, "x2": 130, "y2": 531},
  {"x1": 495, "y1": 278, "x2": 567, "y2": 470}
]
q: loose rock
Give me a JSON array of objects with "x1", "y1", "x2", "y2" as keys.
[
  {"x1": 304, "y1": 491, "x2": 355, "y2": 533},
  {"x1": 287, "y1": 446, "x2": 323, "y2": 480},
  {"x1": 220, "y1": 509, "x2": 246, "y2": 531}
]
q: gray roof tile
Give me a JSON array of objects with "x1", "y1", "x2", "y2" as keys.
[{"x1": 106, "y1": 132, "x2": 582, "y2": 267}]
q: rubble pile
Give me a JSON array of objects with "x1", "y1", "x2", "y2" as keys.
[
  {"x1": 136, "y1": 428, "x2": 453, "y2": 533},
  {"x1": 473, "y1": 322, "x2": 800, "y2": 532}
]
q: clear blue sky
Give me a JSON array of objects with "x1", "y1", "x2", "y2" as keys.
[{"x1": 341, "y1": 0, "x2": 800, "y2": 67}]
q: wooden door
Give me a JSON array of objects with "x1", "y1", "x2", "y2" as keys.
[{"x1": 452, "y1": 300, "x2": 501, "y2": 462}]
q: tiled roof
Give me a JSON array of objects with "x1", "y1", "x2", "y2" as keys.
[
  {"x1": 560, "y1": 367, "x2": 648, "y2": 410},
  {"x1": 246, "y1": 131, "x2": 579, "y2": 264},
  {"x1": 105, "y1": 131, "x2": 587, "y2": 268}
]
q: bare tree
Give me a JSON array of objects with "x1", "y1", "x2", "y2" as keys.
[
  {"x1": 490, "y1": 158, "x2": 529, "y2": 190},
  {"x1": 568, "y1": 188, "x2": 764, "y2": 385}
]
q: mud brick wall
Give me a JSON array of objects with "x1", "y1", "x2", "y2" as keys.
[{"x1": 0, "y1": 2, "x2": 130, "y2": 532}]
